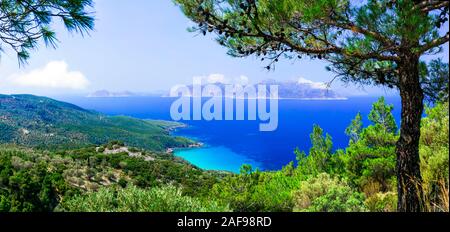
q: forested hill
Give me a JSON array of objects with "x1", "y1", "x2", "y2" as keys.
[{"x1": 0, "y1": 94, "x2": 191, "y2": 151}]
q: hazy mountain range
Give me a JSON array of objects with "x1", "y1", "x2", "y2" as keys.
[
  {"x1": 87, "y1": 90, "x2": 166, "y2": 98},
  {"x1": 88, "y1": 79, "x2": 346, "y2": 99},
  {"x1": 166, "y1": 79, "x2": 346, "y2": 99}
]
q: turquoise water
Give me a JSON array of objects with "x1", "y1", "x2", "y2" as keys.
[
  {"x1": 59, "y1": 96, "x2": 401, "y2": 173},
  {"x1": 174, "y1": 146, "x2": 261, "y2": 173}
]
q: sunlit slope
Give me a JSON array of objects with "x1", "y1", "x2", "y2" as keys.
[{"x1": 0, "y1": 94, "x2": 191, "y2": 151}]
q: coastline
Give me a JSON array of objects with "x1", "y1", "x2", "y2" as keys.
[
  {"x1": 166, "y1": 142, "x2": 204, "y2": 154},
  {"x1": 165, "y1": 122, "x2": 204, "y2": 154},
  {"x1": 165, "y1": 123, "x2": 258, "y2": 173}
]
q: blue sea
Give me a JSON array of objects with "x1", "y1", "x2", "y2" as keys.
[{"x1": 59, "y1": 96, "x2": 401, "y2": 173}]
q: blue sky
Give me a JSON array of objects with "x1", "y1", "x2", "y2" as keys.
[{"x1": 0, "y1": 0, "x2": 448, "y2": 97}]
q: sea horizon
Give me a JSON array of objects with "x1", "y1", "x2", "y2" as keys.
[{"x1": 56, "y1": 95, "x2": 402, "y2": 173}]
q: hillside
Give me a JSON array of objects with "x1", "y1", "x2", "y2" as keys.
[
  {"x1": 0, "y1": 94, "x2": 228, "y2": 212},
  {"x1": 0, "y1": 143, "x2": 226, "y2": 212},
  {"x1": 0, "y1": 94, "x2": 192, "y2": 151}
]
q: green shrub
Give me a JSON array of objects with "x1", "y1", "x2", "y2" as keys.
[
  {"x1": 420, "y1": 102, "x2": 449, "y2": 212},
  {"x1": 118, "y1": 178, "x2": 128, "y2": 188},
  {"x1": 58, "y1": 185, "x2": 229, "y2": 212},
  {"x1": 211, "y1": 164, "x2": 301, "y2": 212},
  {"x1": 293, "y1": 173, "x2": 367, "y2": 212},
  {"x1": 364, "y1": 192, "x2": 397, "y2": 212}
]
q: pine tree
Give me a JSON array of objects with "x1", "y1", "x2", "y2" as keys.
[
  {"x1": 0, "y1": 0, "x2": 95, "y2": 65},
  {"x1": 174, "y1": 0, "x2": 449, "y2": 211}
]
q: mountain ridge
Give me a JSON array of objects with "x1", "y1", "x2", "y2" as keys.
[{"x1": 165, "y1": 79, "x2": 346, "y2": 99}]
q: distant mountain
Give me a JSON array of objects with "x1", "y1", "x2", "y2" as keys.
[
  {"x1": 87, "y1": 90, "x2": 138, "y2": 98},
  {"x1": 167, "y1": 79, "x2": 345, "y2": 99},
  {"x1": 0, "y1": 94, "x2": 192, "y2": 151},
  {"x1": 87, "y1": 90, "x2": 167, "y2": 98},
  {"x1": 259, "y1": 79, "x2": 346, "y2": 99}
]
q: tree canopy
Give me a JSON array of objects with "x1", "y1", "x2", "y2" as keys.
[
  {"x1": 0, "y1": 0, "x2": 95, "y2": 65},
  {"x1": 175, "y1": 0, "x2": 448, "y2": 94}
]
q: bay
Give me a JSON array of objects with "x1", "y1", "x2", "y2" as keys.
[{"x1": 59, "y1": 96, "x2": 401, "y2": 173}]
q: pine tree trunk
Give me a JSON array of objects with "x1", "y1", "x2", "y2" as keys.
[{"x1": 396, "y1": 55, "x2": 425, "y2": 212}]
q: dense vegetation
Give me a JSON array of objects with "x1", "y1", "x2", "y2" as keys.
[
  {"x1": 0, "y1": 94, "x2": 192, "y2": 151},
  {"x1": 206, "y1": 98, "x2": 449, "y2": 212},
  {"x1": 0, "y1": 141, "x2": 224, "y2": 212},
  {"x1": 0, "y1": 96, "x2": 448, "y2": 212},
  {"x1": 58, "y1": 185, "x2": 228, "y2": 212}
]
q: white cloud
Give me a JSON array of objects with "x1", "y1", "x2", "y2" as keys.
[
  {"x1": 8, "y1": 61, "x2": 89, "y2": 90},
  {"x1": 297, "y1": 77, "x2": 327, "y2": 89},
  {"x1": 234, "y1": 75, "x2": 249, "y2": 85},
  {"x1": 194, "y1": 74, "x2": 251, "y2": 85}
]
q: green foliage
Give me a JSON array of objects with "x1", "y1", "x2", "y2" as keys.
[
  {"x1": 342, "y1": 98, "x2": 398, "y2": 194},
  {"x1": 295, "y1": 125, "x2": 332, "y2": 175},
  {"x1": 0, "y1": 146, "x2": 79, "y2": 212},
  {"x1": 293, "y1": 173, "x2": 367, "y2": 212},
  {"x1": 364, "y1": 192, "x2": 397, "y2": 212},
  {"x1": 0, "y1": 143, "x2": 223, "y2": 212},
  {"x1": 421, "y1": 59, "x2": 449, "y2": 103},
  {"x1": 0, "y1": 94, "x2": 192, "y2": 151},
  {"x1": 368, "y1": 97, "x2": 397, "y2": 134},
  {"x1": 61, "y1": 145, "x2": 221, "y2": 197},
  {"x1": 295, "y1": 125, "x2": 344, "y2": 176},
  {"x1": 174, "y1": 0, "x2": 448, "y2": 89},
  {"x1": 420, "y1": 102, "x2": 449, "y2": 212},
  {"x1": 58, "y1": 185, "x2": 229, "y2": 212},
  {"x1": 211, "y1": 164, "x2": 301, "y2": 212},
  {"x1": 345, "y1": 112, "x2": 363, "y2": 144},
  {"x1": 0, "y1": 0, "x2": 94, "y2": 65}
]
